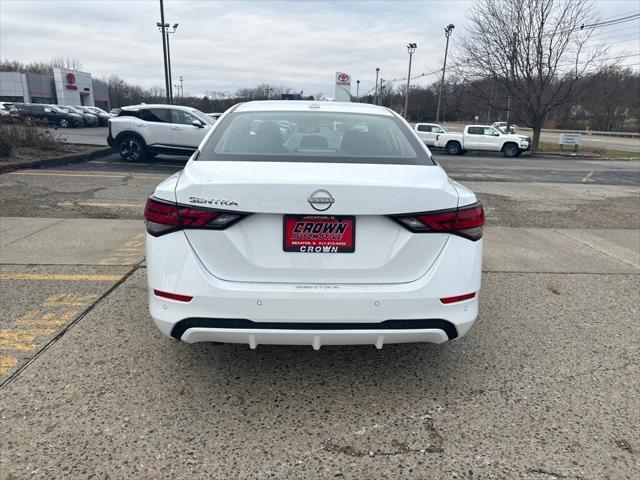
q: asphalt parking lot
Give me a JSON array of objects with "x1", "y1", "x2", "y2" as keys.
[{"x1": 1, "y1": 151, "x2": 639, "y2": 479}]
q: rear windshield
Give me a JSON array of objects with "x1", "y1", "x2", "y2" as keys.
[{"x1": 198, "y1": 110, "x2": 434, "y2": 165}]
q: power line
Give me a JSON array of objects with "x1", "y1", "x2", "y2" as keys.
[{"x1": 589, "y1": 24, "x2": 640, "y2": 38}]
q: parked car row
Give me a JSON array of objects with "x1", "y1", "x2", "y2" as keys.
[{"x1": 0, "y1": 102, "x2": 110, "y2": 128}]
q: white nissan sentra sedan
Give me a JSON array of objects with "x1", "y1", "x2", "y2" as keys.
[{"x1": 145, "y1": 101, "x2": 484, "y2": 349}]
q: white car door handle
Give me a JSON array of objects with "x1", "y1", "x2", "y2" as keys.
[
  {"x1": 171, "y1": 126, "x2": 181, "y2": 130},
  {"x1": 136, "y1": 123, "x2": 147, "y2": 127}
]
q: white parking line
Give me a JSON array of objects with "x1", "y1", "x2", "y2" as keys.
[{"x1": 582, "y1": 171, "x2": 595, "y2": 183}]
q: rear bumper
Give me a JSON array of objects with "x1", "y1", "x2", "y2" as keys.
[
  {"x1": 174, "y1": 321, "x2": 456, "y2": 349},
  {"x1": 147, "y1": 231, "x2": 482, "y2": 348}
]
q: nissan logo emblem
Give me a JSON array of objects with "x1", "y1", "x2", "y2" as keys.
[{"x1": 308, "y1": 189, "x2": 334, "y2": 211}]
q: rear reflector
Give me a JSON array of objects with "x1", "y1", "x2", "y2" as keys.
[
  {"x1": 144, "y1": 197, "x2": 249, "y2": 236},
  {"x1": 153, "y1": 289, "x2": 193, "y2": 302},
  {"x1": 391, "y1": 202, "x2": 485, "y2": 241},
  {"x1": 440, "y1": 292, "x2": 476, "y2": 304}
]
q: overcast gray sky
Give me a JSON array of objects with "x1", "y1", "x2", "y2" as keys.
[{"x1": 1, "y1": 0, "x2": 638, "y2": 96}]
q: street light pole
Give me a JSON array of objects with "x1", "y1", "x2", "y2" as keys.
[
  {"x1": 356, "y1": 79, "x2": 360, "y2": 101},
  {"x1": 374, "y1": 67, "x2": 380, "y2": 105},
  {"x1": 158, "y1": 0, "x2": 170, "y2": 104},
  {"x1": 179, "y1": 75, "x2": 183, "y2": 101},
  {"x1": 165, "y1": 29, "x2": 173, "y2": 100},
  {"x1": 157, "y1": 21, "x2": 179, "y2": 104},
  {"x1": 435, "y1": 23, "x2": 454, "y2": 123},
  {"x1": 404, "y1": 43, "x2": 417, "y2": 119}
]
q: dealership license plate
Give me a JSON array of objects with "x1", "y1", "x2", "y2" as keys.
[{"x1": 283, "y1": 215, "x2": 355, "y2": 253}]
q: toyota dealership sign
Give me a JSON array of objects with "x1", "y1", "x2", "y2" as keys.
[
  {"x1": 335, "y1": 72, "x2": 351, "y2": 85},
  {"x1": 334, "y1": 72, "x2": 351, "y2": 102}
]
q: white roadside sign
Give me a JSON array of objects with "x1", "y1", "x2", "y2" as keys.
[{"x1": 559, "y1": 132, "x2": 582, "y2": 146}]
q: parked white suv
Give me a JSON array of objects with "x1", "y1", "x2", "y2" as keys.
[
  {"x1": 107, "y1": 104, "x2": 215, "y2": 161},
  {"x1": 414, "y1": 123, "x2": 448, "y2": 147}
]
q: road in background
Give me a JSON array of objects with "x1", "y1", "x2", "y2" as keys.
[{"x1": 56, "y1": 125, "x2": 640, "y2": 153}]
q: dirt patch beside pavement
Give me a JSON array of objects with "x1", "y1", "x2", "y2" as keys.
[{"x1": 0, "y1": 145, "x2": 113, "y2": 174}]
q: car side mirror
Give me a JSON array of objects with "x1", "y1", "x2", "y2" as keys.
[{"x1": 192, "y1": 120, "x2": 204, "y2": 128}]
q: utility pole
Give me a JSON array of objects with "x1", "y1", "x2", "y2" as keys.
[
  {"x1": 180, "y1": 75, "x2": 183, "y2": 101},
  {"x1": 374, "y1": 67, "x2": 380, "y2": 105},
  {"x1": 487, "y1": 80, "x2": 494, "y2": 123},
  {"x1": 379, "y1": 79, "x2": 385, "y2": 106},
  {"x1": 436, "y1": 23, "x2": 454, "y2": 123},
  {"x1": 356, "y1": 79, "x2": 360, "y2": 101},
  {"x1": 506, "y1": 32, "x2": 516, "y2": 133},
  {"x1": 404, "y1": 43, "x2": 417, "y2": 119},
  {"x1": 158, "y1": 0, "x2": 170, "y2": 104}
]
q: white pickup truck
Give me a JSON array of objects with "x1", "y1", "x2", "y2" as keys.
[
  {"x1": 434, "y1": 125, "x2": 531, "y2": 157},
  {"x1": 414, "y1": 123, "x2": 448, "y2": 147}
]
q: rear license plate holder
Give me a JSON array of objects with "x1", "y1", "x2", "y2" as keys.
[{"x1": 283, "y1": 215, "x2": 355, "y2": 253}]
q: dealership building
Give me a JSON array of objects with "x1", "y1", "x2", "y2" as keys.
[{"x1": 0, "y1": 68, "x2": 110, "y2": 110}]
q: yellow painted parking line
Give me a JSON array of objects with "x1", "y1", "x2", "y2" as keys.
[
  {"x1": 7, "y1": 171, "x2": 166, "y2": 179},
  {"x1": 0, "y1": 339, "x2": 36, "y2": 352},
  {"x1": 0, "y1": 330, "x2": 55, "y2": 342},
  {"x1": 18, "y1": 310, "x2": 80, "y2": 326},
  {"x1": 43, "y1": 293, "x2": 97, "y2": 307},
  {"x1": 0, "y1": 273, "x2": 123, "y2": 282},
  {"x1": 0, "y1": 355, "x2": 17, "y2": 375},
  {"x1": 58, "y1": 201, "x2": 145, "y2": 209}
]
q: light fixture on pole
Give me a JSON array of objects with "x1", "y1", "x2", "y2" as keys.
[
  {"x1": 374, "y1": 68, "x2": 380, "y2": 105},
  {"x1": 435, "y1": 23, "x2": 454, "y2": 123},
  {"x1": 157, "y1": 22, "x2": 179, "y2": 102},
  {"x1": 404, "y1": 43, "x2": 417, "y2": 119},
  {"x1": 356, "y1": 79, "x2": 360, "y2": 101}
]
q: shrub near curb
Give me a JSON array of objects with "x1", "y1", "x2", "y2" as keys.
[{"x1": 0, "y1": 116, "x2": 62, "y2": 158}]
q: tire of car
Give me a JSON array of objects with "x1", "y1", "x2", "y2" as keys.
[
  {"x1": 502, "y1": 143, "x2": 519, "y2": 158},
  {"x1": 59, "y1": 118, "x2": 69, "y2": 128},
  {"x1": 446, "y1": 141, "x2": 463, "y2": 155},
  {"x1": 118, "y1": 134, "x2": 146, "y2": 162}
]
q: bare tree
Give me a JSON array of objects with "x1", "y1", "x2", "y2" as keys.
[
  {"x1": 457, "y1": 0, "x2": 606, "y2": 150},
  {"x1": 49, "y1": 57, "x2": 83, "y2": 71}
]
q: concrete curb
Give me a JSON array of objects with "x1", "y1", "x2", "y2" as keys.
[
  {"x1": 0, "y1": 147, "x2": 114, "y2": 174},
  {"x1": 530, "y1": 152, "x2": 640, "y2": 161}
]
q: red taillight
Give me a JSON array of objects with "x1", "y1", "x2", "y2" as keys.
[
  {"x1": 454, "y1": 203, "x2": 485, "y2": 241},
  {"x1": 144, "y1": 197, "x2": 248, "y2": 236},
  {"x1": 391, "y1": 202, "x2": 484, "y2": 241},
  {"x1": 144, "y1": 197, "x2": 180, "y2": 236},
  {"x1": 153, "y1": 289, "x2": 193, "y2": 302},
  {"x1": 440, "y1": 292, "x2": 476, "y2": 304}
]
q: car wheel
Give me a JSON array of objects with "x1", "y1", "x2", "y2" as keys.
[
  {"x1": 502, "y1": 143, "x2": 519, "y2": 158},
  {"x1": 118, "y1": 135, "x2": 145, "y2": 162},
  {"x1": 446, "y1": 141, "x2": 462, "y2": 155},
  {"x1": 59, "y1": 118, "x2": 69, "y2": 128}
]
